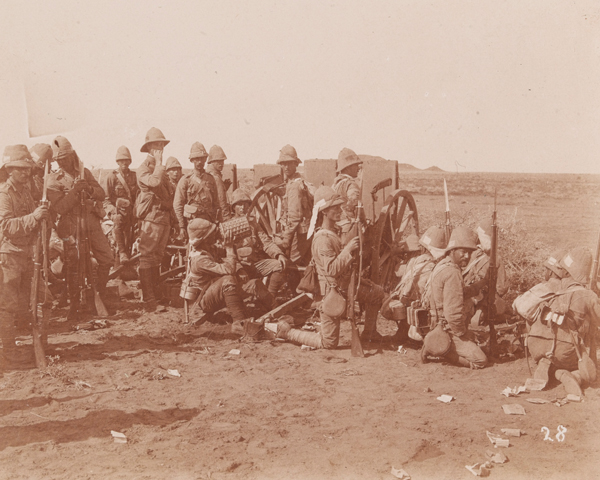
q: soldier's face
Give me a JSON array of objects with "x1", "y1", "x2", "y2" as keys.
[
  {"x1": 234, "y1": 202, "x2": 250, "y2": 216},
  {"x1": 343, "y1": 163, "x2": 361, "y2": 178},
  {"x1": 281, "y1": 162, "x2": 297, "y2": 177},
  {"x1": 323, "y1": 204, "x2": 342, "y2": 223},
  {"x1": 211, "y1": 160, "x2": 224, "y2": 172},
  {"x1": 7, "y1": 166, "x2": 31, "y2": 184},
  {"x1": 449, "y1": 248, "x2": 471, "y2": 268},
  {"x1": 192, "y1": 157, "x2": 207, "y2": 171},
  {"x1": 167, "y1": 168, "x2": 182, "y2": 183},
  {"x1": 117, "y1": 160, "x2": 131, "y2": 172}
]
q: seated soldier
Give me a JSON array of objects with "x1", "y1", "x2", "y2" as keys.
[
  {"x1": 186, "y1": 218, "x2": 249, "y2": 335},
  {"x1": 422, "y1": 226, "x2": 488, "y2": 368},
  {"x1": 382, "y1": 226, "x2": 447, "y2": 343},
  {"x1": 276, "y1": 186, "x2": 385, "y2": 349},
  {"x1": 526, "y1": 246, "x2": 600, "y2": 396},
  {"x1": 230, "y1": 188, "x2": 291, "y2": 308},
  {"x1": 463, "y1": 218, "x2": 510, "y2": 325}
]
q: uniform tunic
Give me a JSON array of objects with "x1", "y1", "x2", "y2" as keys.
[
  {"x1": 103, "y1": 168, "x2": 139, "y2": 257},
  {"x1": 205, "y1": 164, "x2": 231, "y2": 222},
  {"x1": 136, "y1": 155, "x2": 175, "y2": 268},
  {"x1": 279, "y1": 173, "x2": 313, "y2": 262},
  {"x1": 173, "y1": 170, "x2": 219, "y2": 229}
]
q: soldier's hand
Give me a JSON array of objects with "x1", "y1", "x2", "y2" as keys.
[
  {"x1": 177, "y1": 228, "x2": 188, "y2": 242},
  {"x1": 343, "y1": 236, "x2": 360, "y2": 254},
  {"x1": 223, "y1": 178, "x2": 232, "y2": 190},
  {"x1": 73, "y1": 179, "x2": 90, "y2": 193},
  {"x1": 151, "y1": 149, "x2": 163, "y2": 164},
  {"x1": 277, "y1": 254, "x2": 289, "y2": 271},
  {"x1": 32, "y1": 205, "x2": 49, "y2": 221},
  {"x1": 223, "y1": 229, "x2": 234, "y2": 246}
]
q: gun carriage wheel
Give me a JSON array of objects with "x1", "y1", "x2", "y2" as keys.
[
  {"x1": 368, "y1": 189, "x2": 419, "y2": 292},
  {"x1": 248, "y1": 185, "x2": 284, "y2": 238}
]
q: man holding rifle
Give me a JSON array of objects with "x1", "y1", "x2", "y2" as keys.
[
  {"x1": 0, "y1": 145, "x2": 50, "y2": 372},
  {"x1": 47, "y1": 136, "x2": 114, "y2": 320}
]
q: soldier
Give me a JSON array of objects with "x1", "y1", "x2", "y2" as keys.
[
  {"x1": 186, "y1": 218, "x2": 248, "y2": 334},
  {"x1": 136, "y1": 127, "x2": 176, "y2": 310},
  {"x1": 272, "y1": 145, "x2": 313, "y2": 295},
  {"x1": 46, "y1": 136, "x2": 114, "y2": 319},
  {"x1": 29, "y1": 143, "x2": 53, "y2": 201},
  {"x1": 526, "y1": 247, "x2": 600, "y2": 396},
  {"x1": 332, "y1": 147, "x2": 363, "y2": 245},
  {"x1": 173, "y1": 142, "x2": 219, "y2": 242},
  {"x1": 0, "y1": 145, "x2": 50, "y2": 372},
  {"x1": 382, "y1": 226, "x2": 447, "y2": 342},
  {"x1": 277, "y1": 186, "x2": 385, "y2": 348},
  {"x1": 230, "y1": 188, "x2": 289, "y2": 304},
  {"x1": 543, "y1": 249, "x2": 568, "y2": 281},
  {"x1": 205, "y1": 145, "x2": 232, "y2": 222},
  {"x1": 422, "y1": 226, "x2": 488, "y2": 368},
  {"x1": 463, "y1": 218, "x2": 510, "y2": 324},
  {"x1": 165, "y1": 157, "x2": 183, "y2": 190},
  {"x1": 103, "y1": 146, "x2": 139, "y2": 263}
]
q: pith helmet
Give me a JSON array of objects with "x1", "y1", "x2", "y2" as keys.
[
  {"x1": 29, "y1": 143, "x2": 53, "y2": 168},
  {"x1": 189, "y1": 142, "x2": 208, "y2": 159},
  {"x1": 231, "y1": 189, "x2": 251, "y2": 206},
  {"x1": 165, "y1": 157, "x2": 182, "y2": 170},
  {"x1": 51, "y1": 136, "x2": 75, "y2": 159},
  {"x1": 314, "y1": 185, "x2": 344, "y2": 213},
  {"x1": 336, "y1": 147, "x2": 362, "y2": 173},
  {"x1": 140, "y1": 127, "x2": 170, "y2": 153},
  {"x1": 115, "y1": 146, "x2": 132, "y2": 162},
  {"x1": 420, "y1": 226, "x2": 447, "y2": 250},
  {"x1": 207, "y1": 145, "x2": 227, "y2": 163},
  {"x1": 544, "y1": 248, "x2": 568, "y2": 278},
  {"x1": 560, "y1": 246, "x2": 593, "y2": 285},
  {"x1": 476, "y1": 218, "x2": 493, "y2": 240},
  {"x1": 404, "y1": 234, "x2": 421, "y2": 252},
  {"x1": 2, "y1": 145, "x2": 35, "y2": 169},
  {"x1": 446, "y1": 226, "x2": 478, "y2": 251},
  {"x1": 187, "y1": 218, "x2": 217, "y2": 243},
  {"x1": 277, "y1": 144, "x2": 301, "y2": 165}
]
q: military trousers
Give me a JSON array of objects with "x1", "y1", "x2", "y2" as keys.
[{"x1": 139, "y1": 220, "x2": 170, "y2": 269}]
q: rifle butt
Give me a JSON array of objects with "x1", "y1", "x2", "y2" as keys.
[{"x1": 32, "y1": 305, "x2": 47, "y2": 368}]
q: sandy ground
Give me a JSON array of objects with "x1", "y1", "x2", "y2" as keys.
[{"x1": 1, "y1": 290, "x2": 599, "y2": 480}]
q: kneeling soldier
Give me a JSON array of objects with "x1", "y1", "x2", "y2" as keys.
[
  {"x1": 186, "y1": 218, "x2": 249, "y2": 335},
  {"x1": 277, "y1": 186, "x2": 385, "y2": 349}
]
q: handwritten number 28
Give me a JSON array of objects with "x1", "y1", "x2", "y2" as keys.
[{"x1": 542, "y1": 425, "x2": 567, "y2": 442}]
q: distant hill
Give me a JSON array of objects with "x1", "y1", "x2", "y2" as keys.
[{"x1": 425, "y1": 166, "x2": 445, "y2": 172}]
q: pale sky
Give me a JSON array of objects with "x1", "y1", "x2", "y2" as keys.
[{"x1": 0, "y1": 0, "x2": 598, "y2": 173}]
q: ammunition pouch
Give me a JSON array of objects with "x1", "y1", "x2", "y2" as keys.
[
  {"x1": 407, "y1": 303, "x2": 431, "y2": 339},
  {"x1": 183, "y1": 204, "x2": 199, "y2": 219}
]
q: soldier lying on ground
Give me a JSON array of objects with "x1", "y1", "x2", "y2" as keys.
[
  {"x1": 421, "y1": 226, "x2": 488, "y2": 368},
  {"x1": 185, "y1": 218, "x2": 249, "y2": 335},
  {"x1": 382, "y1": 226, "x2": 447, "y2": 343},
  {"x1": 524, "y1": 246, "x2": 600, "y2": 397},
  {"x1": 276, "y1": 186, "x2": 385, "y2": 349}
]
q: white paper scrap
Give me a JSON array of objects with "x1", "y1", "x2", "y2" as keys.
[
  {"x1": 111, "y1": 431, "x2": 127, "y2": 444},
  {"x1": 167, "y1": 369, "x2": 181, "y2": 377},
  {"x1": 437, "y1": 394, "x2": 454, "y2": 403}
]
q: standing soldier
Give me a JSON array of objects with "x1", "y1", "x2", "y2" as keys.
[
  {"x1": 165, "y1": 157, "x2": 183, "y2": 190},
  {"x1": 205, "y1": 145, "x2": 232, "y2": 222},
  {"x1": 173, "y1": 142, "x2": 219, "y2": 242},
  {"x1": 103, "y1": 146, "x2": 139, "y2": 264},
  {"x1": 272, "y1": 145, "x2": 313, "y2": 295},
  {"x1": 421, "y1": 226, "x2": 487, "y2": 368},
  {"x1": 136, "y1": 128, "x2": 176, "y2": 310},
  {"x1": 0, "y1": 145, "x2": 49, "y2": 372},
  {"x1": 332, "y1": 147, "x2": 363, "y2": 245},
  {"x1": 46, "y1": 136, "x2": 114, "y2": 319},
  {"x1": 277, "y1": 186, "x2": 385, "y2": 348}
]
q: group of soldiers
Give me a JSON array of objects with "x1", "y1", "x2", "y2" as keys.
[{"x1": 0, "y1": 127, "x2": 598, "y2": 399}]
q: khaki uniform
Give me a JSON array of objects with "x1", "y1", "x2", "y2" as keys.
[
  {"x1": 136, "y1": 155, "x2": 175, "y2": 269},
  {"x1": 429, "y1": 257, "x2": 487, "y2": 368},
  {"x1": 278, "y1": 173, "x2": 312, "y2": 264},
  {"x1": 312, "y1": 228, "x2": 384, "y2": 349},
  {"x1": 188, "y1": 248, "x2": 245, "y2": 320},
  {"x1": 332, "y1": 173, "x2": 360, "y2": 244},
  {"x1": 103, "y1": 169, "x2": 139, "y2": 260},
  {"x1": 0, "y1": 179, "x2": 39, "y2": 352},
  {"x1": 205, "y1": 164, "x2": 231, "y2": 222},
  {"x1": 528, "y1": 277, "x2": 600, "y2": 372},
  {"x1": 173, "y1": 171, "x2": 219, "y2": 230}
]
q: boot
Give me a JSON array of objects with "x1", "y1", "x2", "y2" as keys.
[
  {"x1": 268, "y1": 271, "x2": 287, "y2": 296},
  {"x1": 361, "y1": 304, "x2": 383, "y2": 344},
  {"x1": 391, "y1": 321, "x2": 409, "y2": 345},
  {"x1": 97, "y1": 265, "x2": 111, "y2": 301},
  {"x1": 533, "y1": 357, "x2": 552, "y2": 389},
  {"x1": 151, "y1": 266, "x2": 169, "y2": 305},
  {"x1": 555, "y1": 369, "x2": 583, "y2": 397},
  {"x1": 113, "y1": 225, "x2": 129, "y2": 265},
  {"x1": 223, "y1": 286, "x2": 247, "y2": 323},
  {"x1": 139, "y1": 267, "x2": 157, "y2": 311},
  {"x1": 277, "y1": 320, "x2": 322, "y2": 348}
]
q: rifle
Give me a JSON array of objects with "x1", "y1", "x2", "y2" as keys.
[
  {"x1": 77, "y1": 161, "x2": 109, "y2": 317},
  {"x1": 348, "y1": 171, "x2": 365, "y2": 357},
  {"x1": 443, "y1": 178, "x2": 451, "y2": 243},
  {"x1": 486, "y1": 189, "x2": 498, "y2": 358},
  {"x1": 30, "y1": 159, "x2": 51, "y2": 368}
]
